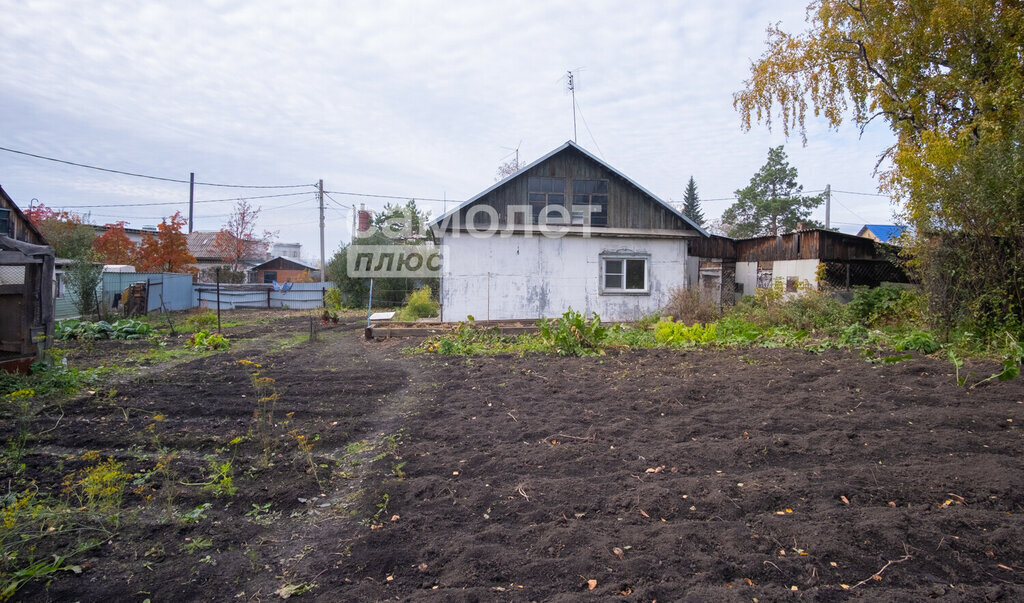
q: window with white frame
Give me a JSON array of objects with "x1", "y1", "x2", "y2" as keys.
[{"x1": 601, "y1": 253, "x2": 649, "y2": 294}]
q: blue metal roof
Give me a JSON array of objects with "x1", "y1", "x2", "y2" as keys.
[{"x1": 862, "y1": 224, "x2": 906, "y2": 243}]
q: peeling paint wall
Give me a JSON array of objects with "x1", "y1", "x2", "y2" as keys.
[
  {"x1": 440, "y1": 235, "x2": 688, "y2": 322},
  {"x1": 736, "y1": 259, "x2": 820, "y2": 297}
]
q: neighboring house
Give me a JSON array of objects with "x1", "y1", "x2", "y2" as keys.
[
  {"x1": 187, "y1": 231, "x2": 268, "y2": 283},
  {"x1": 271, "y1": 242, "x2": 303, "y2": 260},
  {"x1": 690, "y1": 228, "x2": 909, "y2": 304},
  {"x1": 0, "y1": 185, "x2": 55, "y2": 372},
  {"x1": 432, "y1": 140, "x2": 708, "y2": 321},
  {"x1": 252, "y1": 256, "x2": 320, "y2": 284},
  {"x1": 90, "y1": 223, "x2": 152, "y2": 244},
  {"x1": 857, "y1": 224, "x2": 907, "y2": 244}
]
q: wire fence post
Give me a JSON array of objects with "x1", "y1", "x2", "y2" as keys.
[
  {"x1": 366, "y1": 278, "x2": 374, "y2": 328},
  {"x1": 216, "y1": 267, "x2": 222, "y2": 334}
]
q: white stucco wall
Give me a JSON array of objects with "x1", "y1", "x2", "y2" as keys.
[
  {"x1": 773, "y1": 259, "x2": 820, "y2": 288},
  {"x1": 440, "y1": 235, "x2": 689, "y2": 322},
  {"x1": 736, "y1": 259, "x2": 820, "y2": 299},
  {"x1": 736, "y1": 261, "x2": 757, "y2": 298}
]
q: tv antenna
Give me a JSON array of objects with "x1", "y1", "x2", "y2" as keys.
[
  {"x1": 566, "y1": 70, "x2": 578, "y2": 142},
  {"x1": 499, "y1": 139, "x2": 523, "y2": 168}
]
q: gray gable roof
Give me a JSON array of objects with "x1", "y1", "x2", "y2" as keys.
[{"x1": 432, "y1": 140, "x2": 708, "y2": 236}]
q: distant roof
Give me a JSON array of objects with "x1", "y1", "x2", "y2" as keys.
[
  {"x1": 432, "y1": 140, "x2": 708, "y2": 236},
  {"x1": 186, "y1": 231, "x2": 221, "y2": 259},
  {"x1": 251, "y1": 256, "x2": 319, "y2": 271},
  {"x1": 858, "y1": 224, "x2": 907, "y2": 243}
]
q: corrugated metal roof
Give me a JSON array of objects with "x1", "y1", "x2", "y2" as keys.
[
  {"x1": 432, "y1": 140, "x2": 708, "y2": 236},
  {"x1": 859, "y1": 224, "x2": 907, "y2": 243}
]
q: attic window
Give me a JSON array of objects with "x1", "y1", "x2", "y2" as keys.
[
  {"x1": 528, "y1": 177, "x2": 565, "y2": 222},
  {"x1": 0, "y1": 208, "x2": 9, "y2": 237},
  {"x1": 573, "y1": 180, "x2": 608, "y2": 226}
]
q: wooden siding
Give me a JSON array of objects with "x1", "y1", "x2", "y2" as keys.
[
  {"x1": 452, "y1": 146, "x2": 697, "y2": 233},
  {"x1": 0, "y1": 185, "x2": 46, "y2": 246},
  {"x1": 689, "y1": 235, "x2": 738, "y2": 259},
  {"x1": 735, "y1": 230, "x2": 899, "y2": 262}
]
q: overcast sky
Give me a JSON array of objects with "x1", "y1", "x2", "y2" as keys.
[{"x1": 1, "y1": 0, "x2": 899, "y2": 263}]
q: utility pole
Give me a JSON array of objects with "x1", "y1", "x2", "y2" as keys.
[
  {"x1": 567, "y1": 70, "x2": 577, "y2": 142},
  {"x1": 351, "y1": 204, "x2": 356, "y2": 245},
  {"x1": 318, "y1": 179, "x2": 325, "y2": 284},
  {"x1": 824, "y1": 184, "x2": 831, "y2": 229},
  {"x1": 188, "y1": 172, "x2": 195, "y2": 233}
]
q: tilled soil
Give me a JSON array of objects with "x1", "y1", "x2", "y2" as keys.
[{"x1": 10, "y1": 320, "x2": 1024, "y2": 601}]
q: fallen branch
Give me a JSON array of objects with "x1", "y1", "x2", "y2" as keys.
[
  {"x1": 850, "y1": 553, "x2": 912, "y2": 589},
  {"x1": 507, "y1": 412, "x2": 518, "y2": 422}
]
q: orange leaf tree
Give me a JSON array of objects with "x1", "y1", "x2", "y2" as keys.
[
  {"x1": 92, "y1": 221, "x2": 139, "y2": 265},
  {"x1": 137, "y1": 212, "x2": 197, "y2": 274},
  {"x1": 24, "y1": 203, "x2": 95, "y2": 259},
  {"x1": 212, "y1": 200, "x2": 274, "y2": 271}
]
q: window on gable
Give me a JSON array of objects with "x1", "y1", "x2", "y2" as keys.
[
  {"x1": 601, "y1": 254, "x2": 649, "y2": 294},
  {"x1": 0, "y1": 208, "x2": 10, "y2": 237},
  {"x1": 573, "y1": 180, "x2": 608, "y2": 226},
  {"x1": 528, "y1": 177, "x2": 565, "y2": 223}
]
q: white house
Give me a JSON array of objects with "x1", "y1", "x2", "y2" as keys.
[{"x1": 432, "y1": 141, "x2": 707, "y2": 322}]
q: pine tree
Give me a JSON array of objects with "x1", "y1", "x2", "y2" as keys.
[
  {"x1": 681, "y1": 176, "x2": 704, "y2": 226},
  {"x1": 722, "y1": 146, "x2": 822, "y2": 238}
]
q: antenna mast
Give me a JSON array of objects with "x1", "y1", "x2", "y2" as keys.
[{"x1": 566, "y1": 70, "x2": 577, "y2": 142}]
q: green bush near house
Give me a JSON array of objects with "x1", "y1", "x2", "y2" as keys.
[{"x1": 398, "y1": 286, "x2": 439, "y2": 321}]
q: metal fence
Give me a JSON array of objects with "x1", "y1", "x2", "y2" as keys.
[
  {"x1": 196, "y1": 282, "x2": 327, "y2": 310},
  {"x1": 103, "y1": 272, "x2": 196, "y2": 313},
  {"x1": 821, "y1": 260, "x2": 910, "y2": 289}
]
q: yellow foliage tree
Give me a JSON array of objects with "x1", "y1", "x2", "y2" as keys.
[{"x1": 735, "y1": 1, "x2": 1024, "y2": 334}]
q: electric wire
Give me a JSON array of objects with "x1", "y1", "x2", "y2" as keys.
[
  {"x1": 0, "y1": 145, "x2": 314, "y2": 189},
  {"x1": 55, "y1": 191, "x2": 311, "y2": 209},
  {"x1": 573, "y1": 98, "x2": 604, "y2": 160}
]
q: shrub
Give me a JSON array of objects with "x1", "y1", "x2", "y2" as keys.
[
  {"x1": 663, "y1": 287, "x2": 721, "y2": 325},
  {"x1": 422, "y1": 318, "x2": 517, "y2": 355},
  {"x1": 839, "y1": 322, "x2": 871, "y2": 345},
  {"x1": 893, "y1": 329, "x2": 940, "y2": 354},
  {"x1": 399, "y1": 286, "x2": 439, "y2": 321},
  {"x1": 324, "y1": 286, "x2": 345, "y2": 310},
  {"x1": 537, "y1": 309, "x2": 608, "y2": 356},
  {"x1": 185, "y1": 330, "x2": 230, "y2": 351},
  {"x1": 849, "y1": 284, "x2": 922, "y2": 326},
  {"x1": 654, "y1": 319, "x2": 718, "y2": 345},
  {"x1": 184, "y1": 311, "x2": 217, "y2": 331}
]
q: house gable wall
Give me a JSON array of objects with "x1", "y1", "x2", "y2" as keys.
[{"x1": 450, "y1": 146, "x2": 699, "y2": 233}]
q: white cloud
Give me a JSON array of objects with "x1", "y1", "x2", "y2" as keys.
[{"x1": 0, "y1": 0, "x2": 899, "y2": 258}]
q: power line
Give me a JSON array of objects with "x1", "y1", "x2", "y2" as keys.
[
  {"x1": 0, "y1": 145, "x2": 314, "y2": 189},
  {"x1": 55, "y1": 191, "x2": 311, "y2": 208},
  {"x1": 573, "y1": 98, "x2": 604, "y2": 160},
  {"x1": 324, "y1": 190, "x2": 453, "y2": 204},
  {"x1": 832, "y1": 189, "x2": 888, "y2": 197}
]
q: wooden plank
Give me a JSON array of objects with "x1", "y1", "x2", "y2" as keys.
[
  {"x1": 0, "y1": 251, "x2": 41, "y2": 265},
  {"x1": 368, "y1": 325, "x2": 541, "y2": 338}
]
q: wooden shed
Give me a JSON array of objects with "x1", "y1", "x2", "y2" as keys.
[
  {"x1": 0, "y1": 185, "x2": 55, "y2": 372},
  {"x1": 688, "y1": 229, "x2": 909, "y2": 304},
  {"x1": 251, "y1": 256, "x2": 320, "y2": 284}
]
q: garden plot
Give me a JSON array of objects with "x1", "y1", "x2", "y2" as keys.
[{"x1": 3, "y1": 319, "x2": 1023, "y2": 600}]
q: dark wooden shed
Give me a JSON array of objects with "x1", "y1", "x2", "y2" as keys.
[{"x1": 0, "y1": 185, "x2": 55, "y2": 372}]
